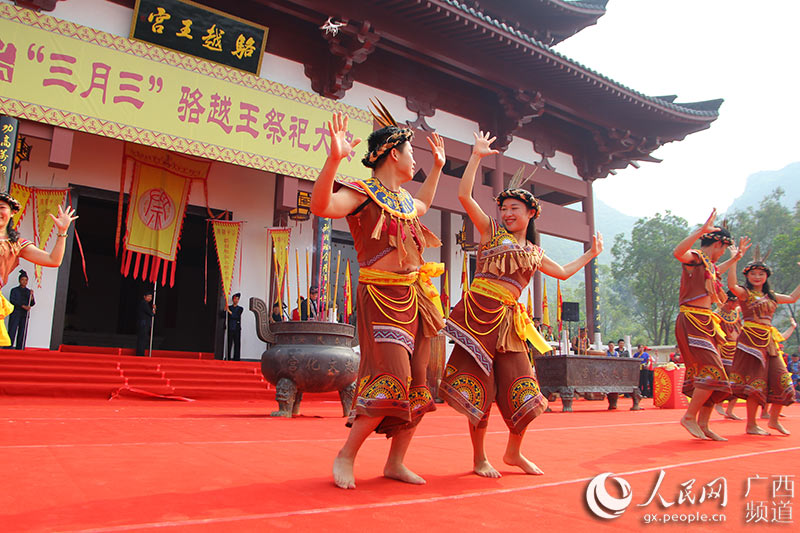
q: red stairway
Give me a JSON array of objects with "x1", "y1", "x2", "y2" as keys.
[{"x1": 0, "y1": 347, "x2": 270, "y2": 400}]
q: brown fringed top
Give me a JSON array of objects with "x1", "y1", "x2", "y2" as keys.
[
  {"x1": 474, "y1": 219, "x2": 543, "y2": 293},
  {"x1": 338, "y1": 177, "x2": 441, "y2": 270},
  {"x1": 740, "y1": 290, "x2": 777, "y2": 323},
  {"x1": 679, "y1": 250, "x2": 726, "y2": 306},
  {"x1": 0, "y1": 238, "x2": 32, "y2": 287}
]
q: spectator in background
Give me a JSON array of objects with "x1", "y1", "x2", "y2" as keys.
[
  {"x1": 6, "y1": 270, "x2": 34, "y2": 350},
  {"x1": 606, "y1": 341, "x2": 617, "y2": 357},
  {"x1": 226, "y1": 293, "x2": 243, "y2": 361},
  {"x1": 615, "y1": 339, "x2": 629, "y2": 358},
  {"x1": 136, "y1": 291, "x2": 155, "y2": 357},
  {"x1": 293, "y1": 285, "x2": 319, "y2": 321},
  {"x1": 635, "y1": 344, "x2": 653, "y2": 398},
  {"x1": 271, "y1": 302, "x2": 285, "y2": 323},
  {"x1": 789, "y1": 353, "x2": 800, "y2": 401}
]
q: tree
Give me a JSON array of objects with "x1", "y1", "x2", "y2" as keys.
[
  {"x1": 727, "y1": 190, "x2": 800, "y2": 351},
  {"x1": 611, "y1": 212, "x2": 689, "y2": 345}
]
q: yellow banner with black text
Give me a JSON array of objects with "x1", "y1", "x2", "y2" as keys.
[{"x1": 0, "y1": 4, "x2": 371, "y2": 181}]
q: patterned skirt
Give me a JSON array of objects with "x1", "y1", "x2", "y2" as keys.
[
  {"x1": 441, "y1": 290, "x2": 548, "y2": 434},
  {"x1": 674, "y1": 307, "x2": 731, "y2": 405},
  {"x1": 349, "y1": 278, "x2": 444, "y2": 437},
  {"x1": 729, "y1": 323, "x2": 795, "y2": 406}
]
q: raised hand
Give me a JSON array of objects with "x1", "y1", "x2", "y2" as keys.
[
  {"x1": 591, "y1": 232, "x2": 604, "y2": 257},
  {"x1": 50, "y1": 205, "x2": 78, "y2": 233},
  {"x1": 328, "y1": 112, "x2": 362, "y2": 162},
  {"x1": 699, "y1": 208, "x2": 719, "y2": 234},
  {"x1": 427, "y1": 132, "x2": 446, "y2": 168},
  {"x1": 472, "y1": 131, "x2": 499, "y2": 158},
  {"x1": 729, "y1": 236, "x2": 751, "y2": 260}
]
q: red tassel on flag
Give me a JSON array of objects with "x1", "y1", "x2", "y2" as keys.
[
  {"x1": 162, "y1": 258, "x2": 169, "y2": 286},
  {"x1": 141, "y1": 254, "x2": 150, "y2": 281},
  {"x1": 133, "y1": 253, "x2": 142, "y2": 279}
]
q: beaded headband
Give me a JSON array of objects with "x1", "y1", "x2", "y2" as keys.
[
  {"x1": 743, "y1": 244, "x2": 772, "y2": 277},
  {"x1": 495, "y1": 166, "x2": 541, "y2": 218},
  {"x1": 700, "y1": 230, "x2": 733, "y2": 246},
  {"x1": 0, "y1": 192, "x2": 21, "y2": 213},
  {"x1": 701, "y1": 219, "x2": 732, "y2": 246},
  {"x1": 362, "y1": 98, "x2": 413, "y2": 169}
]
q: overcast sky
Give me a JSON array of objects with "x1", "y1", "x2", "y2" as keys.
[{"x1": 553, "y1": 0, "x2": 800, "y2": 224}]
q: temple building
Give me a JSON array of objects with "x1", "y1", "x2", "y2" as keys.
[{"x1": 0, "y1": 0, "x2": 721, "y2": 356}]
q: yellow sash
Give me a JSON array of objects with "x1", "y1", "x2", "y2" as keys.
[
  {"x1": 469, "y1": 278, "x2": 551, "y2": 355},
  {"x1": 742, "y1": 321, "x2": 784, "y2": 344},
  {"x1": 359, "y1": 263, "x2": 445, "y2": 316},
  {"x1": 680, "y1": 305, "x2": 726, "y2": 340},
  {"x1": 0, "y1": 293, "x2": 14, "y2": 346}
]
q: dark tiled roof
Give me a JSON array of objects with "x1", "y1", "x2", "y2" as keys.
[{"x1": 442, "y1": 0, "x2": 721, "y2": 119}]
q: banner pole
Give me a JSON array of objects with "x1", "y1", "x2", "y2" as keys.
[{"x1": 148, "y1": 282, "x2": 157, "y2": 357}]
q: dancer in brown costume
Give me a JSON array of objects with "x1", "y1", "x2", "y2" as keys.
[
  {"x1": 727, "y1": 249, "x2": 800, "y2": 436},
  {"x1": 673, "y1": 209, "x2": 747, "y2": 441},
  {"x1": 311, "y1": 107, "x2": 447, "y2": 489},
  {"x1": 439, "y1": 132, "x2": 602, "y2": 477},
  {"x1": 0, "y1": 192, "x2": 77, "y2": 345},
  {"x1": 715, "y1": 291, "x2": 743, "y2": 420}
]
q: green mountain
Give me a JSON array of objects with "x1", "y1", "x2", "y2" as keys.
[
  {"x1": 540, "y1": 196, "x2": 637, "y2": 270},
  {"x1": 725, "y1": 162, "x2": 800, "y2": 213}
]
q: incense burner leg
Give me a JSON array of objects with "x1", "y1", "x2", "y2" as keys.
[
  {"x1": 631, "y1": 388, "x2": 643, "y2": 411},
  {"x1": 271, "y1": 377, "x2": 297, "y2": 418},
  {"x1": 607, "y1": 392, "x2": 619, "y2": 410}
]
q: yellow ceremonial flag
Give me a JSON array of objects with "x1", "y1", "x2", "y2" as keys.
[
  {"x1": 557, "y1": 279, "x2": 563, "y2": 334},
  {"x1": 527, "y1": 287, "x2": 533, "y2": 318},
  {"x1": 442, "y1": 269, "x2": 450, "y2": 319},
  {"x1": 542, "y1": 277, "x2": 550, "y2": 328},
  {"x1": 125, "y1": 165, "x2": 192, "y2": 261},
  {"x1": 9, "y1": 183, "x2": 32, "y2": 227},
  {"x1": 269, "y1": 228, "x2": 291, "y2": 310},
  {"x1": 461, "y1": 252, "x2": 469, "y2": 297},
  {"x1": 211, "y1": 221, "x2": 242, "y2": 309},
  {"x1": 344, "y1": 259, "x2": 353, "y2": 322},
  {"x1": 33, "y1": 188, "x2": 68, "y2": 287}
]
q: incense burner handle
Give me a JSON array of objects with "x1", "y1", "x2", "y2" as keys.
[{"x1": 249, "y1": 297, "x2": 275, "y2": 344}]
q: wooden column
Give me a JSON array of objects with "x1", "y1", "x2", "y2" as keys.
[
  {"x1": 582, "y1": 183, "x2": 598, "y2": 334},
  {"x1": 441, "y1": 210, "x2": 451, "y2": 297}
]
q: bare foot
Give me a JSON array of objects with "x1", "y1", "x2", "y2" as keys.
[
  {"x1": 714, "y1": 404, "x2": 726, "y2": 417},
  {"x1": 725, "y1": 411, "x2": 743, "y2": 421},
  {"x1": 699, "y1": 426, "x2": 728, "y2": 441},
  {"x1": 746, "y1": 425, "x2": 770, "y2": 436},
  {"x1": 333, "y1": 455, "x2": 356, "y2": 489},
  {"x1": 680, "y1": 416, "x2": 709, "y2": 440},
  {"x1": 384, "y1": 463, "x2": 426, "y2": 485},
  {"x1": 503, "y1": 452, "x2": 544, "y2": 475},
  {"x1": 760, "y1": 411, "x2": 770, "y2": 420},
  {"x1": 768, "y1": 422, "x2": 791, "y2": 435},
  {"x1": 474, "y1": 459, "x2": 501, "y2": 478}
]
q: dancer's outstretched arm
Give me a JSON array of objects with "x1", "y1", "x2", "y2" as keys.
[
  {"x1": 539, "y1": 233, "x2": 603, "y2": 280},
  {"x1": 673, "y1": 209, "x2": 718, "y2": 263},
  {"x1": 458, "y1": 132, "x2": 498, "y2": 239},
  {"x1": 413, "y1": 133, "x2": 445, "y2": 216},
  {"x1": 311, "y1": 112, "x2": 364, "y2": 219},
  {"x1": 20, "y1": 205, "x2": 78, "y2": 267}
]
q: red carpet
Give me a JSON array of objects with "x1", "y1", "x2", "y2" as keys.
[
  {"x1": 0, "y1": 394, "x2": 797, "y2": 532},
  {"x1": 0, "y1": 349, "x2": 269, "y2": 400}
]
